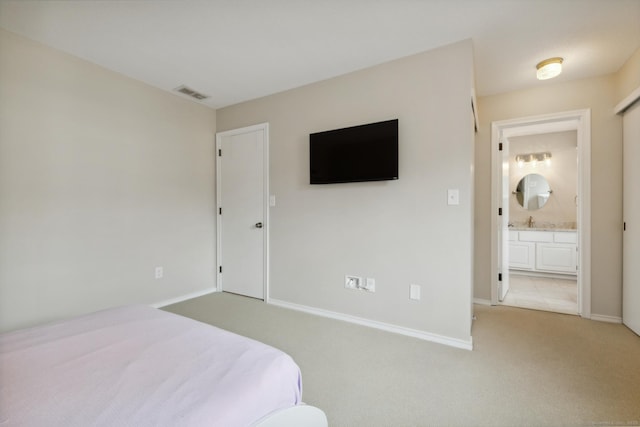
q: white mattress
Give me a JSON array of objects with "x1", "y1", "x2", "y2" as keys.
[{"x1": 0, "y1": 305, "x2": 302, "y2": 426}]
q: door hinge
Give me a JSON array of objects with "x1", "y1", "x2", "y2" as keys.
[
  {"x1": 498, "y1": 207, "x2": 503, "y2": 216},
  {"x1": 219, "y1": 266, "x2": 222, "y2": 273},
  {"x1": 218, "y1": 149, "x2": 222, "y2": 157},
  {"x1": 219, "y1": 207, "x2": 222, "y2": 215},
  {"x1": 624, "y1": 222, "x2": 626, "y2": 231},
  {"x1": 499, "y1": 142, "x2": 503, "y2": 151},
  {"x1": 498, "y1": 273, "x2": 502, "y2": 281}
]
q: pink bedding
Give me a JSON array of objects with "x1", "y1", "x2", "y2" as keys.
[{"x1": 0, "y1": 305, "x2": 302, "y2": 426}]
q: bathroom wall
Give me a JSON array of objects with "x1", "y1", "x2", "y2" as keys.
[{"x1": 508, "y1": 131, "x2": 577, "y2": 228}]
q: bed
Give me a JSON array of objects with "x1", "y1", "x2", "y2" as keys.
[{"x1": 0, "y1": 305, "x2": 327, "y2": 427}]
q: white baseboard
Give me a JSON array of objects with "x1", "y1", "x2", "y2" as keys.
[
  {"x1": 473, "y1": 298, "x2": 492, "y2": 306},
  {"x1": 590, "y1": 313, "x2": 622, "y2": 324},
  {"x1": 151, "y1": 287, "x2": 219, "y2": 308},
  {"x1": 268, "y1": 298, "x2": 473, "y2": 351}
]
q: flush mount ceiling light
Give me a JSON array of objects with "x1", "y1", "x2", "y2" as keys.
[{"x1": 536, "y1": 57, "x2": 563, "y2": 80}]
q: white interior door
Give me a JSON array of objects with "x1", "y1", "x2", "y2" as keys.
[
  {"x1": 216, "y1": 124, "x2": 268, "y2": 300},
  {"x1": 499, "y1": 134, "x2": 510, "y2": 301},
  {"x1": 623, "y1": 100, "x2": 640, "y2": 335}
]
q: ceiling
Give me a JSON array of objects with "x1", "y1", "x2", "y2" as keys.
[{"x1": 1, "y1": 0, "x2": 639, "y2": 109}]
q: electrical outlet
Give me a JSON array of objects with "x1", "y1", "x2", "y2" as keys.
[
  {"x1": 155, "y1": 266, "x2": 163, "y2": 279},
  {"x1": 447, "y1": 189, "x2": 459, "y2": 205},
  {"x1": 364, "y1": 278, "x2": 376, "y2": 292},
  {"x1": 345, "y1": 275, "x2": 362, "y2": 290}
]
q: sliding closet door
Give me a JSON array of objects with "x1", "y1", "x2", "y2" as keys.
[{"x1": 623, "y1": 100, "x2": 640, "y2": 335}]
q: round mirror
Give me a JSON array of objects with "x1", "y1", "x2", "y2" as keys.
[{"x1": 515, "y1": 173, "x2": 551, "y2": 210}]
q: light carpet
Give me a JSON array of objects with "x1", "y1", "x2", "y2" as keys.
[{"x1": 163, "y1": 292, "x2": 640, "y2": 427}]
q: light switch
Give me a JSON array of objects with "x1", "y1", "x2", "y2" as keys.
[
  {"x1": 447, "y1": 189, "x2": 459, "y2": 205},
  {"x1": 410, "y1": 284, "x2": 421, "y2": 300}
]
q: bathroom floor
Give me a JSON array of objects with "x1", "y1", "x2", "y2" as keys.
[{"x1": 502, "y1": 274, "x2": 578, "y2": 315}]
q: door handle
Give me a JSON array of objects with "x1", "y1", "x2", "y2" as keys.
[{"x1": 255, "y1": 222, "x2": 263, "y2": 228}]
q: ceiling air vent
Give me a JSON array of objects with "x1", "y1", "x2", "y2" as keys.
[{"x1": 174, "y1": 85, "x2": 209, "y2": 101}]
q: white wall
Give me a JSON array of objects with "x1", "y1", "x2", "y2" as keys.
[
  {"x1": 217, "y1": 40, "x2": 475, "y2": 343},
  {"x1": 616, "y1": 47, "x2": 640, "y2": 102},
  {"x1": 0, "y1": 29, "x2": 217, "y2": 332}
]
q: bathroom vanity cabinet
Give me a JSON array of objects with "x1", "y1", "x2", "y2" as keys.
[{"x1": 508, "y1": 229, "x2": 577, "y2": 276}]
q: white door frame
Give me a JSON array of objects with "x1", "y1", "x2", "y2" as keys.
[
  {"x1": 215, "y1": 123, "x2": 270, "y2": 300},
  {"x1": 491, "y1": 109, "x2": 591, "y2": 318}
]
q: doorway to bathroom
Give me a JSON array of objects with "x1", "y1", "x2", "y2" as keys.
[
  {"x1": 490, "y1": 110, "x2": 591, "y2": 318},
  {"x1": 503, "y1": 131, "x2": 578, "y2": 314}
]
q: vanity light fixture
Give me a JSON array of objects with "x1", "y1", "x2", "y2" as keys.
[
  {"x1": 536, "y1": 57, "x2": 563, "y2": 80},
  {"x1": 515, "y1": 152, "x2": 552, "y2": 168}
]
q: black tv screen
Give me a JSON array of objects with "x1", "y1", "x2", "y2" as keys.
[{"x1": 310, "y1": 119, "x2": 398, "y2": 184}]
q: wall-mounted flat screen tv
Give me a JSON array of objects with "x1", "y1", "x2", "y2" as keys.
[{"x1": 310, "y1": 119, "x2": 398, "y2": 184}]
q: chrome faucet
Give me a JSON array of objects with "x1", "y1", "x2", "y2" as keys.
[{"x1": 528, "y1": 216, "x2": 535, "y2": 228}]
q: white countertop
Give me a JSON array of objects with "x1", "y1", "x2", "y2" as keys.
[{"x1": 510, "y1": 227, "x2": 577, "y2": 232}]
